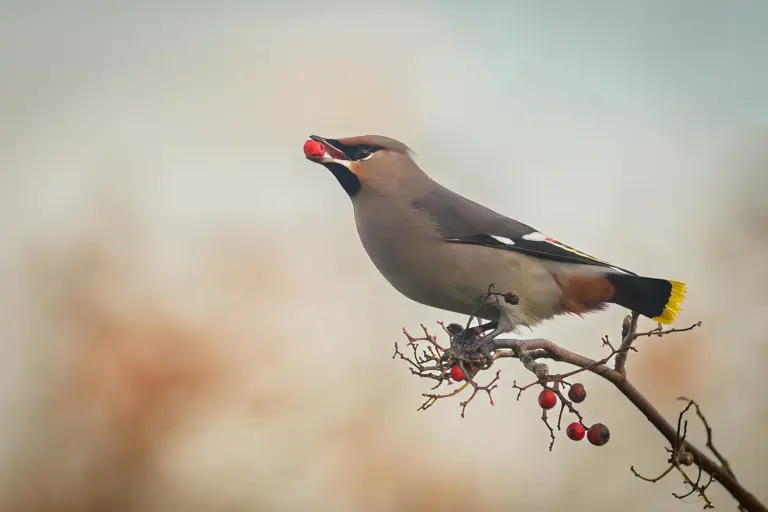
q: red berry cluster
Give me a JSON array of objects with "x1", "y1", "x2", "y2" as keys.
[{"x1": 536, "y1": 384, "x2": 610, "y2": 446}]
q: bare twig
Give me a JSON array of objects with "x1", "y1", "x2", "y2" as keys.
[
  {"x1": 541, "y1": 409, "x2": 556, "y2": 451},
  {"x1": 634, "y1": 321, "x2": 703, "y2": 340},
  {"x1": 393, "y1": 314, "x2": 765, "y2": 512},
  {"x1": 631, "y1": 464, "x2": 675, "y2": 483},
  {"x1": 549, "y1": 383, "x2": 586, "y2": 429},
  {"x1": 419, "y1": 382, "x2": 469, "y2": 411},
  {"x1": 514, "y1": 341, "x2": 549, "y2": 378},
  {"x1": 678, "y1": 396, "x2": 736, "y2": 480},
  {"x1": 614, "y1": 311, "x2": 639, "y2": 374},
  {"x1": 459, "y1": 369, "x2": 501, "y2": 418}
]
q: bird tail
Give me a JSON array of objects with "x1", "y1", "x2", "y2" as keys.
[{"x1": 604, "y1": 273, "x2": 687, "y2": 324}]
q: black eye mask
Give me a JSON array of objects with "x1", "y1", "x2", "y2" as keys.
[{"x1": 323, "y1": 139, "x2": 382, "y2": 161}]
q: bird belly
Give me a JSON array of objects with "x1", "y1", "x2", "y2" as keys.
[
  {"x1": 442, "y1": 243, "x2": 567, "y2": 328},
  {"x1": 360, "y1": 232, "x2": 565, "y2": 327}
]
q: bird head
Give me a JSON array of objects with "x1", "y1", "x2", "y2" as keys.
[{"x1": 303, "y1": 134, "x2": 416, "y2": 197}]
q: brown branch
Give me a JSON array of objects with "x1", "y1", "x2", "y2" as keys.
[
  {"x1": 547, "y1": 334, "x2": 634, "y2": 383},
  {"x1": 486, "y1": 335, "x2": 765, "y2": 512},
  {"x1": 614, "y1": 311, "x2": 639, "y2": 374},
  {"x1": 395, "y1": 319, "x2": 764, "y2": 511}
]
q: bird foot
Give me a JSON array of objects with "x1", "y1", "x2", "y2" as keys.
[
  {"x1": 446, "y1": 322, "x2": 500, "y2": 368},
  {"x1": 466, "y1": 328, "x2": 502, "y2": 364},
  {"x1": 447, "y1": 322, "x2": 496, "y2": 345}
]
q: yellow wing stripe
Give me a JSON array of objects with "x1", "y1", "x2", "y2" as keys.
[{"x1": 543, "y1": 238, "x2": 610, "y2": 264}]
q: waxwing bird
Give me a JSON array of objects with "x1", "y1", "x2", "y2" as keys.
[{"x1": 303, "y1": 134, "x2": 686, "y2": 347}]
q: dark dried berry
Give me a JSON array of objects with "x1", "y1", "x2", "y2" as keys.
[
  {"x1": 587, "y1": 423, "x2": 611, "y2": 446},
  {"x1": 568, "y1": 383, "x2": 587, "y2": 403}
]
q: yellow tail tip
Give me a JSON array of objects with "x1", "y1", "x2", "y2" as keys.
[{"x1": 652, "y1": 280, "x2": 687, "y2": 325}]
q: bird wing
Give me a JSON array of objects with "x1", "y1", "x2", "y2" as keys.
[{"x1": 411, "y1": 184, "x2": 636, "y2": 275}]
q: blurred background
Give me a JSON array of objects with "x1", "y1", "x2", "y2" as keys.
[{"x1": 1, "y1": 1, "x2": 766, "y2": 511}]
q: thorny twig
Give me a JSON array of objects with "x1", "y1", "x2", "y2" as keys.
[
  {"x1": 632, "y1": 396, "x2": 740, "y2": 510},
  {"x1": 393, "y1": 314, "x2": 766, "y2": 512}
]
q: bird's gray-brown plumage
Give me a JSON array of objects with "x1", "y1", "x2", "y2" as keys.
[{"x1": 304, "y1": 134, "x2": 686, "y2": 339}]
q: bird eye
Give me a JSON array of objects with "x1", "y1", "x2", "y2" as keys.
[{"x1": 355, "y1": 147, "x2": 373, "y2": 161}]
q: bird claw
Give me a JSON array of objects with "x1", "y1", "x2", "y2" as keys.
[
  {"x1": 446, "y1": 322, "x2": 500, "y2": 368},
  {"x1": 478, "y1": 343, "x2": 494, "y2": 366},
  {"x1": 467, "y1": 329, "x2": 501, "y2": 360}
]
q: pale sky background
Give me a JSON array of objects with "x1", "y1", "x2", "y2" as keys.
[{"x1": 1, "y1": 2, "x2": 766, "y2": 511}]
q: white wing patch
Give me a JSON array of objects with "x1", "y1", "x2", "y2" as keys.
[
  {"x1": 522, "y1": 231, "x2": 548, "y2": 242},
  {"x1": 490, "y1": 235, "x2": 515, "y2": 245}
]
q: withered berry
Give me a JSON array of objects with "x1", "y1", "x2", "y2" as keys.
[
  {"x1": 587, "y1": 423, "x2": 611, "y2": 446},
  {"x1": 568, "y1": 383, "x2": 587, "y2": 403}
]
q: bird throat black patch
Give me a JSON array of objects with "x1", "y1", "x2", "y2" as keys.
[{"x1": 323, "y1": 162, "x2": 361, "y2": 196}]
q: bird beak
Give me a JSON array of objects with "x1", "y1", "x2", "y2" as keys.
[{"x1": 304, "y1": 135, "x2": 351, "y2": 165}]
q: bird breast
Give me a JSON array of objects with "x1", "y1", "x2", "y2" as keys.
[{"x1": 352, "y1": 200, "x2": 496, "y2": 318}]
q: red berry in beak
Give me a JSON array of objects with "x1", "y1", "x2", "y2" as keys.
[
  {"x1": 450, "y1": 364, "x2": 465, "y2": 381},
  {"x1": 566, "y1": 422, "x2": 586, "y2": 441},
  {"x1": 587, "y1": 423, "x2": 611, "y2": 446},
  {"x1": 568, "y1": 383, "x2": 587, "y2": 403},
  {"x1": 303, "y1": 139, "x2": 325, "y2": 158},
  {"x1": 537, "y1": 389, "x2": 557, "y2": 409}
]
